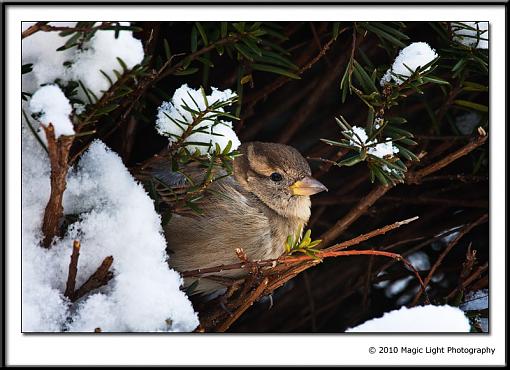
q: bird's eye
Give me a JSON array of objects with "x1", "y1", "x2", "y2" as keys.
[{"x1": 270, "y1": 172, "x2": 283, "y2": 182}]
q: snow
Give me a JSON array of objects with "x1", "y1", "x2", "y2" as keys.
[
  {"x1": 69, "y1": 22, "x2": 144, "y2": 98},
  {"x1": 380, "y1": 42, "x2": 438, "y2": 86},
  {"x1": 29, "y1": 85, "x2": 75, "y2": 138},
  {"x1": 22, "y1": 21, "x2": 200, "y2": 333},
  {"x1": 346, "y1": 305, "x2": 470, "y2": 332},
  {"x1": 452, "y1": 22, "x2": 489, "y2": 49},
  {"x1": 348, "y1": 126, "x2": 399, "y2": 159},
  {"x1": 22, "y1": 129, "x2": 199, "y2": 332},
  {"x1": 22, "y1": 21, "x2": 144, "y2": 100},
  {"x1": 22, "y1": 22, "x2": 77, "y2": 94},
  {"x1": 460, "y1": 289, "x2": 488, "y2": 311},
  {"x1": 368, "y1": 140, "x2": 399, "y2": 158},
  {"x1": 156, "y1": 84, "x2": 241, "y2": 154}
]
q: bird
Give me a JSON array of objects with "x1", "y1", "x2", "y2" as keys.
[{"x1": 134, "y1": 141, "x2": 327, "y2": 295}]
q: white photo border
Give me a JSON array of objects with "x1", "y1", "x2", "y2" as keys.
[{"x1": 5, "y1": 4, "x2": 506, "y2": 366}]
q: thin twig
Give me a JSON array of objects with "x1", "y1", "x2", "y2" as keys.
[
  {"x1": 181, "y1": 216, "x2": 419, "y2": 278},
  {"x1": 320, "y1": 184, "x2": 391, "y2": 247},
  {"x1": 21, "y1": 22, "x2": 121, "y2": 39},
  {"x1": 71, "y1": 256, "x2": 114, "y2": 302},
  {"x1": 445, "y1": 263, "x2": 488, "y2": 301},
  {"x1": 214, "y1": 277, "x2": 269, "y2": 332},
  {"x1": 64, "y1": 240, "x2": 81, "y2": 298},
  {"x1": 406, "y1": 134, "x2": 488, "y2": 184}
]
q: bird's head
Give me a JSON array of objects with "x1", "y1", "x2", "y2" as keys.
[{"x1": 233, "y1": 142, "x2": 327, "y2": 221}]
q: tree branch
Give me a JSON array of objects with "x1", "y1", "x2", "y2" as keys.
[
  {"x1": 71, "y1": 256, "x2": 114, "y2": 302},
  {"x1": 64, "y1": 240, "x2": 81, "y2": 299},
  {"x1": 41, "y1": 124, "x2": 74, "y2": 248}
]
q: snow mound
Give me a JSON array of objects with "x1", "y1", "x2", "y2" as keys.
[
  {"x1": 346, "y1": 305, "x2": 470, "y2": 332},
  {"x1": 22, "y1": 133, "x2": 199, "y2": 332}
]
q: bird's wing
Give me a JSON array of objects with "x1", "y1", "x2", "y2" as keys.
[{"x1": 131, "y1": 153, "x2": 230, "y2": 216}]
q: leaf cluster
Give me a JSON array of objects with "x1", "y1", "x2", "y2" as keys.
[{"x1": 284, "y1": 228, "x2": 322, "y2": 259}]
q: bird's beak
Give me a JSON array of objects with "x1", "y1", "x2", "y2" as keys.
[{"x1": 290, "y1": 176, "x2": 328, "y2": 196}]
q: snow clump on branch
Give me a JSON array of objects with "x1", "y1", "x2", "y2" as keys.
[
  {"x1": 22, "y1": 22, "x2": 144, "y2": 100},
  {"x1": 380, "y1": 42, "x2": 438, "y2": 86},
  {"x1": 29, "y1": 84, "x2": 75, "y2": 138},
  {"x1": 156, "y1": 84, "x2": 241, "y2": 155}
]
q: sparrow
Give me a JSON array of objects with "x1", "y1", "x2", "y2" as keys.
[{"x1": 134, "y1": 142, "x2": 327, "y2": 295}]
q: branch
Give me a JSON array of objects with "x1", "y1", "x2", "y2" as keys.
[
  {"x1": 276, "y1": 36, "x2": 356, "y2": 144},
  {"x1": 213, "y1": 277, "x2": 269, "y2": 332},
  {"x1": 182, "y1": 216, "x2": 419, "y2": 279},
  {"x1": 406, "y1": 133, "x2": 488, "y2": 185},
  {"x1": 320, "y1": 184, "x2": 391, "y2": 247},
  {"x1": 21, "y1": 22, "x2": 128, "y2": 39},
  {"x1": 445, "y1": 262, "x2": 488, "y2": 301},
  {"x1": 41, "y1": 124, "x2": 74, "y2": 248},
  {"x1": 324, "y1": 216, "x2": 419, "y2": 252},
  {"x1": 319, "y1": 131, "x2": 488, "y2": 247},
  {"x1": 71, "y1": 256, "x2": 114, "y2": 302},
  {"x1": 243, "y1": 33, "x2": 344, "y2": 107},
  {"x1": 410, "y1": 213, "x2": 488, "y2": 306},
  {"x1": 64, "y1": 240, "x2": 80, "y2": 298}
]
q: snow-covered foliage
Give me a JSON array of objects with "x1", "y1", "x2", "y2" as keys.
[
  {"x1": 348, "y1": 125, "x2": 399, "y2": 159},
  {"x1": 22, "y1": 134, "x2": 199, "y2": 332},
  {"x1": 22, "y1": 22, "x2": 144, "y2": 99},
  {"x1": 29, "y1": 85, "x2": 75, "y2": 138},
  {"x1": 380, "y1": 42, "x2": 438, "y2": 86},
  {"x1": 22, "y1": 22, "x2": 199, "y2": 332},
  {"x1": 452, "y1": 22, "x2": 489, "y2": 49},
  {"x1": 156, "y1": 84, "x2": 241, "y2": 155},
  {"x1": 346, "y1": 305, "x2": 470, "y2": 332}
]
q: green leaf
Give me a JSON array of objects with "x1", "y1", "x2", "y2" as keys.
[
  {"x1": 99, "y1": 70, "x2": 114, "y2": 86},
  {"x1": 116, "y1": 57, "x2": 128, "y2": 72},
  {"x1": 372, "y1": 166, "x2": 390, "y2": 186},
  {"x1": 454, "y1": 100, "x2": 488, "y2": 113},
  {"x1": 163, "y1": 38, "x2": 172, "y2": 60},
  {"x1": 233, "y1": 43, "x2": 255, "y2": 61},
  {"x1": 337, "y1": 154, "x2": 363, "y2": 167},
  {"x1": 251, "y1": 64, "x2": 301, "y2": 79},
  {"x1": 371, "y1": 22, "x2": 409, "y2": 40},
  {"x1": 332, "y1": 22, "x2": 341, "y2": 40},
  {"x1": 353, "y1": 59, "x2": 378, "y2": 93},
  {"x1": 195, "y1": 22, "x2": 208, "y2": 46},
  {"x1": 422, "y1": 76, "x2": 450, "y2": 86},
  {"x1": 361, "y1": 23, "x2": 406, "y2": 48},
  {"x1": 221, "y1": 22, "x2": 228, "y2": 38},
  {"x1": 173, "y1": 67, "x2": 199, "y2": 76},
  {"x1": 462, "y1": 81, "x2": 488, "y2": 92},
  {"x1": 190, "y1": 26, "x2": 198, "y2": 52}
]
